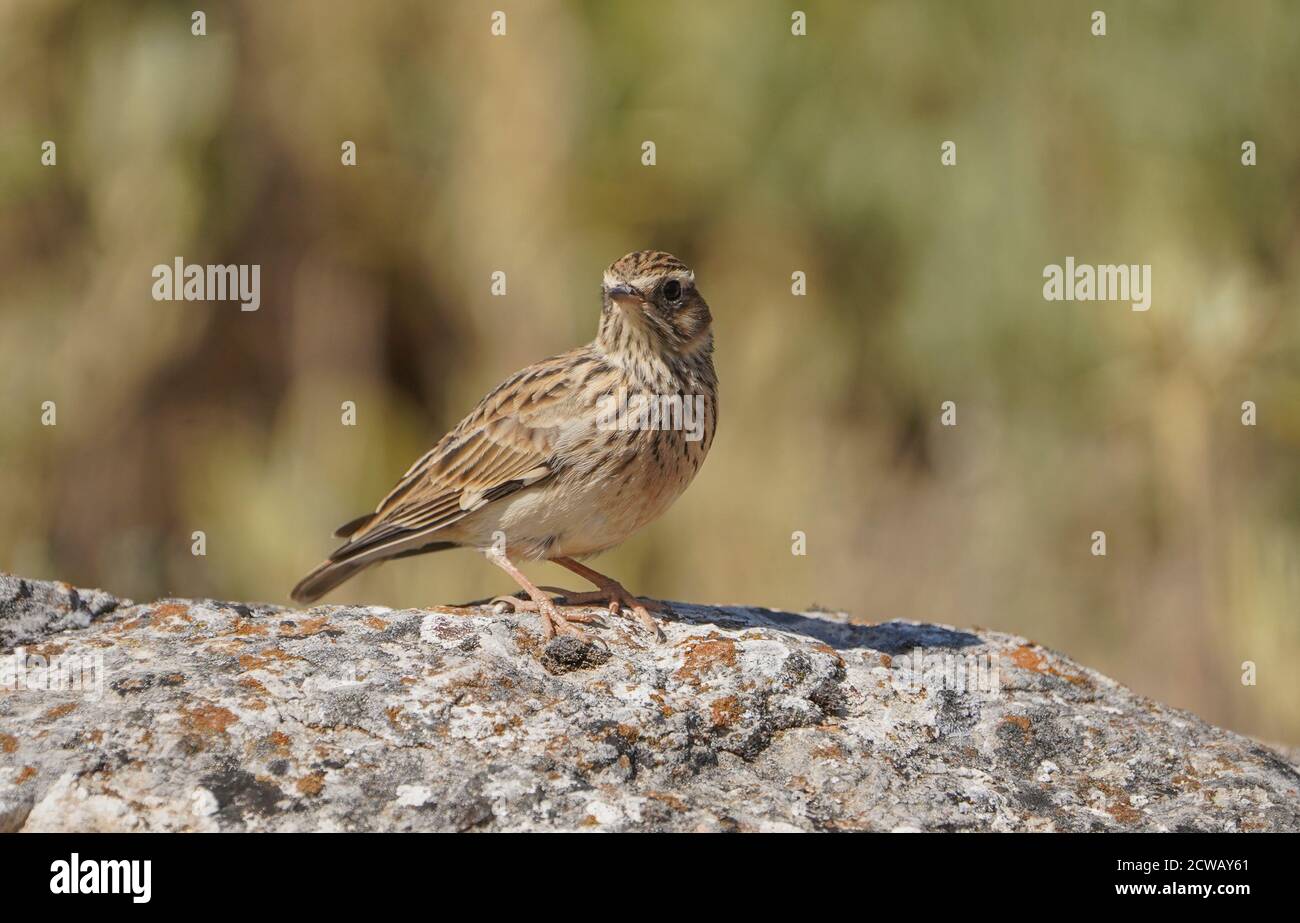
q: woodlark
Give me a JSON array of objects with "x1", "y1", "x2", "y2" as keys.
[{"x1": 292, "y1": 250, "x2": 717, "y2": 640}]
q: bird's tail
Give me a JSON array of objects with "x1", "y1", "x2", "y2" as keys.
[
  {"x1": 290, "y1": 557, "x2": 373, "y2": 604},
  {"x1": 290, "y1": 537, "x2": 460, "y2": 604}
]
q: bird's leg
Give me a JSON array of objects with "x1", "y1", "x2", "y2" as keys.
[
  {"x1": 490, "y1": 592, "x2": 605, "y2": 626},
  {"x1": 484, "y1": 550, "x2": 590, "y2": 641},
  {"x1": 550, "y1": 557, "x2": 667, "y2": 641}
]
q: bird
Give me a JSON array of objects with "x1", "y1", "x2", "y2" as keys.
[{"x1": 291, "y1": 250, "x2": 717, "y2": 641}]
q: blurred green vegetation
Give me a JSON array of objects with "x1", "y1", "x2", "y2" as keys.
[{"x1": 2, "y1": 0, "x2": 1299, "y2": 742}]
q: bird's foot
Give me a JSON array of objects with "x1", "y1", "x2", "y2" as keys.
[
  {"x1": 490, "y1": 594, "x2": 600, "y2": 641},
  {"x1": 538, "y1": 584, "x2": 668, "y2": 642}
]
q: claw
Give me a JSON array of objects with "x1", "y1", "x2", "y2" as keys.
[
  {"x1": 490, "y1": 594, "x2": 598, "y2": 639},
  {"x1": 546, "y1": 588, "x2": 667, "y2": 642}
]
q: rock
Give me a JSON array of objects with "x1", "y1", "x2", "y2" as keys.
[
  {"x1": 0, "y1": 575, "x2": 123, "y2": 651},
  {"x1": 540, "y1": 635, "x2": 611, "y2": 674},
  {"x1": 0, "y1": 571, "x2": 1296, "y2": 832}
]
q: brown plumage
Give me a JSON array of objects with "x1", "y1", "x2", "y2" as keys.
[{"x1": 291, "y1": 250, "x2": 717, "y2": 639}]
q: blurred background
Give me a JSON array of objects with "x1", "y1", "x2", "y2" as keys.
[{"x1": 2, "y1": 0, "x2": 1298, "y2": 742}]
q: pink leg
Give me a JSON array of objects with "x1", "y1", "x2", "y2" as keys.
[
  {"x1": 550, "y1": 557, "x2": 666, "y2": 641},
  {"x1": 485, "y1": 550, "x2": 589, "y2": 641}
]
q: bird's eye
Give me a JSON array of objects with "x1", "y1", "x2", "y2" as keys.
[{"x1": 662, "y1": 280, "x2": 682, "y2": 302}]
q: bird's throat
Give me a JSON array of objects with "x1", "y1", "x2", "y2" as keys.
[{"x1": 596, "y1": 302, "x2": 657, "y2": 359}]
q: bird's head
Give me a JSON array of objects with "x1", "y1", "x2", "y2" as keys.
[{"x1": 599, "y1": 250, "x2": 712, "y2": 358}]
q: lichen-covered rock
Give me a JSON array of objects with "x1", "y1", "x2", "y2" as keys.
[
  {"x1": 0, "y1": 575, "x2": 124, "y2": 651},
  {"x1": 0, "y1": 572, "x2": 1296, "y2": 832}
]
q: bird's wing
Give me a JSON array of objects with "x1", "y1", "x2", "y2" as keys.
[{"x1": 328, "y1": 351, "x2": 598, "y2": 563}]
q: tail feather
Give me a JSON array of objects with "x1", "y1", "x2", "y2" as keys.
[
  {"x1": 290, "y1": 558, "x2": 372, "y2": 604},
  {"x1": 290, "y1": 539, "x2": 460, "y2": 604},
  {"x1": 332, "y1": 512, "x2": 376, "y2": 538}
]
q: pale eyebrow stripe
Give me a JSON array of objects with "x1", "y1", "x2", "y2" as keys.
[{"x1": 630, "y1": 272, "x2": 690, "y2": 290}]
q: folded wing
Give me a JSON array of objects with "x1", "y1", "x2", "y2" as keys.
[{"x1": 326, "y1": 356, "x2": 587, "y2": 563}]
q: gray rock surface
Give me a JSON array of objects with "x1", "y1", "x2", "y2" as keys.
[
  {"x1": 1, "y1": 572, "x2": 1297, "y2": 832},
  {"x1": 0, "y1": 575, "x2": 124, "y2": 651}
]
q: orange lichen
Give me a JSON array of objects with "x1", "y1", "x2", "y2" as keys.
[
  {"x1": 675, "y1": 638, "x2": 737, "y2": 684},
  {"x1": 1085, "y1": 780, "x2": 1141, "y2": 825},
  {"x1": 810, "y1": 642, "x2": 846, "y2": 670},
  {"x1": 151, "y1": 603, "x2": 195, "y2": 631},
  {"x1": 812, "y1": 742, "x2": 846, "y2": 760},
  {"x1": 652, "y1": 692, "x2": 675, "y2": 718},
  {"x1": 180, "y1": 704, "x2": 239, "y2": 736},
  {"x1": 646, "y1": 791, "x2": 688, "y2": 812},
  {"x1": 41, "y1": 703, "x2": 78, "y2": 722},
  {"x1": 788, "y1": 775, "x2": 814, "y2": 794},
  {"x1": 1106, "y1": 799, "x2": 1140, "y2": 825},
  {"x1": 709, "y1": 695, "x2": 742, "y2": 728},
  {"x1": 237, "y1": 648, "x2": 303, "y2": 671},
  {"x1": 279, "y1": 616, "x2": 332, "y2": 638},
  {"x1": 1006, "y1": 644, "x2": 1088, "y2": 685},
  {"x1": 109, "y1": 616, "x2": 149, "y2": 633},
  {"x1": 1002, "y1": 715, "x2": 1031, "y2": 733},
  {"x1": 493, "y1": 715, "x2": 523, "y2": 735}
]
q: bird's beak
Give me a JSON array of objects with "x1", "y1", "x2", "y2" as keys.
[{"x1": 605, "y1": 282, "x2": 642, "y2": 303}]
